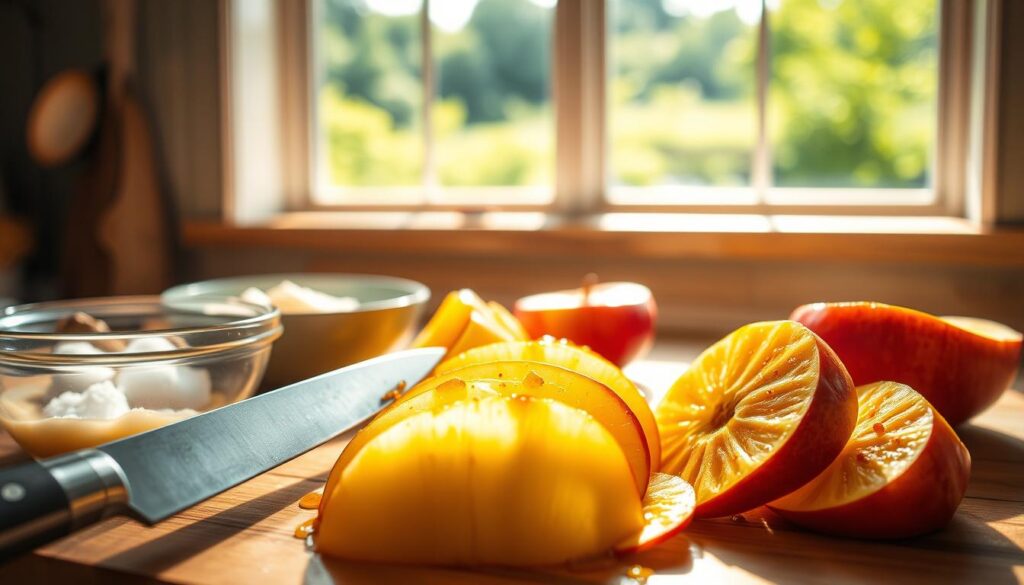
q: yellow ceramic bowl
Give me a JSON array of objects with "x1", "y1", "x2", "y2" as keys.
[{"x1": 162, "y1": 274, "x2": 430, "y2": 389}]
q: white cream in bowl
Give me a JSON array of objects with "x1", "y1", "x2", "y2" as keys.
[{"x1": 240, "y1": 280, "x2": 359, "y2": 313}]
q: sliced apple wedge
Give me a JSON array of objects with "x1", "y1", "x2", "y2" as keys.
[
  {"x1": 792, "y1": 302, "x2": 1022, "y2": 425},
  {"x1": 445, "y1": 308, "x2": 520, "y2": 358},
  {"x1": 488, "y1": 300, "x2": 531, "y2": 340},
  {"x1": 769, "y1": 381, "x2": 971, "y2": 538},
  {"x1": 614, "y1": 473, "x2": 695, "y2": 555},
  {"x1": 316, "y1": 395, "x2": 644, "y2": 566},
  {"x1": 438, "y1": 338, "x2": 662, "y2": 468},
  {"x1": 514, "y1": 281, "x2": 656, "y2": 367},
  {"x1": 411, "y1": 289, "x2": 530, "y2": 359},
  {"x1": 656, "y1": 320, "x2": 857, "y2": 518},
  {"x1": 317, "y1": 375, "x2": 480, "y2": 517},
  {"x1": 392, "y1": 361, "x2": 650, "y2": 495},
  {"x1": 410, "y1": 289, "x2": 484, "y2": 349}
]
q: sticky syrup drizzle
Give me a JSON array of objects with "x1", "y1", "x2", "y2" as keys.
[
  {"x1": 380, "y1": 380, "x2": 408, "y2": 403},
  {"x1": 625, "y1": 564, "x2": 655, "y2": 584},
  {"x1": 298, "y1": 490, "x2": 322, "y2": 510},
  {"x1": 294, "y1": 517, "x2": 318, "y2": 539}
]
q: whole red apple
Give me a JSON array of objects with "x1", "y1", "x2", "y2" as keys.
[
  {"x1": 792, "y1": 302, "x2": 1022, "y2": 426},
  {"x1": 514, "y1": 281, "x2": 656, "y2": 367}
]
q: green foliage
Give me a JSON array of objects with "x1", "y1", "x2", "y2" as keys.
[
  {"x1": 611, "y1": 84, "x2": 755, "y2": 186},
  {"x1": 771, "y1": 0, "x2": 937, "y2": 188},
  {"x1": 316, "y1": 0, "x2": 938, "y2": 192},
  {"x1": 610, "y1": 0, "x2": 757, "y2": 186},
  {"x1": 319, "y1": 87, "x2": 421, "y2": 186}
]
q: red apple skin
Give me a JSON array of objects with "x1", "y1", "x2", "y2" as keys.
[
  {"x1": 514, "y1": 289, "x2": 656, "y2": 368},
  {"x1": 769, "y1": 410, "x2": 971, "y2": 539},
  {"x1": 692, "y1": 335, "x2": 858, "y2": 519},
  {"x1": 614, "y1": 474, "x2": 695, "y2": 555},
  {"x1": 792, "y1": 302, "x2": 1022, "y2": 426},
  {"x1": 613, "y1": 513, "x2": 691, "y2": 556}
]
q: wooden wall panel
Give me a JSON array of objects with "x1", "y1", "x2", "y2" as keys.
[
  {"x1": 138, "y1": 0, "x2": 223, "y2": 221},
  {"x1": 185, "y1": 247, "x2": 1024, "y2": 336},
  {"x1": 998, "y1": 0, "x2": 1024, "y2": 223}
]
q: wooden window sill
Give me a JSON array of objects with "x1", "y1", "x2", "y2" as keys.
[{"x1": 182, "y1": 212, "x2": 1024, "y2": 267}]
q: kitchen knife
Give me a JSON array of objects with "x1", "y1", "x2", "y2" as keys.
[{"x1": 0, "y1": 346, "x2": 445, "y2": 560}]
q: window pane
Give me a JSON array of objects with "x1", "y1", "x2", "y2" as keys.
[
  {"x1": 770, "y1": 0, "x2": 939, "y2": 188},
  {"x1": 315, "y1": 0, "x2": 423, "y2": 188},
  {"x1": 432, "y1": 0, "x2": 555, "y2": 188},
  {"x1": 609, "y1": 0, "x2": 758, "y2": 188}
]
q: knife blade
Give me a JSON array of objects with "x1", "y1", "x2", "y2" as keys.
[{"x1": 0, "y1": 346, "x2": 444, "y2": 560}]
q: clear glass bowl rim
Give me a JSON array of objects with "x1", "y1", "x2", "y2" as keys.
[{"x1": 0, "y1": 295, "x2": 282, "y2": 366}]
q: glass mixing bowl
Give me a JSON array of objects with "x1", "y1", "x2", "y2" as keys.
[{"x1": 0, "y1": 295, "x2": 282, "y2": 458}]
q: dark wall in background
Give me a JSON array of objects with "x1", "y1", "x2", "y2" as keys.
[
  {"x1": 998, "y1": 0, "x2": 1024, "y2": 223},
  {"x1": 0, "y1": 0, "x2": 102, "y2": 300}
]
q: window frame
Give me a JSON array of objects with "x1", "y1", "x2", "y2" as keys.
[{"x1": 243, "y1": 0, "x2": 979, "y2": 218}]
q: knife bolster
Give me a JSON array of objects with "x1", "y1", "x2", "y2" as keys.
[{"x1": 42, "y1": 449, "x2": 129, "y2": 528}]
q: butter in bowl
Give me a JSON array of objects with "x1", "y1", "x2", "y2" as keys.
[
  {"x1": 162, "y1": 274, "x2": 430, "y2": 388},
  {"x1": 0, "y1": 296, "x2": 281, "y2": 458}
]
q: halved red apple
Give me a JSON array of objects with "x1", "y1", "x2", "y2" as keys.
[
  {"x1": 655, "y1": 320, "x2": 857, "y2": 518},
  {"x1": 514, "y1": 281, "x2": 656, "y2": 367},
  {"x1": 792, "y1": 302, "x2": 1022, "y2": 425},
  {"x1": 769, "y1": 381, "x2": 971, "y2": 538}
]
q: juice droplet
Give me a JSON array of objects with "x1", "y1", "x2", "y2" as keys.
[
  {"x1": 298, "y1": 490, "x2": 322, "y2": 510},
  {"x1": 436, "y1": 378, "x2": 467, "y2": 393},
  {"x1": 294, "y1": 517, "x2": 318, "y2": 539},
  {"x1": 625, "y1": 564, "x2": 654, "y2": 584},
  {"x1": 380, "y1": 380, "x2": 408, "y2": 403},
  {"x1": 872, "y1": 422, "x2": 886, "y2": 435},
  {"x1": 523, "y1": 371, "x2": 544, "y2": 389}
]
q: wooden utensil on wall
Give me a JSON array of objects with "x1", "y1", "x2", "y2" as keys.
[{"x1": 62, "y1": 0, "x2": 174, "y2": 297}]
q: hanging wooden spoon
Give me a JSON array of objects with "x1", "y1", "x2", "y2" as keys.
[{"x1": 26, "y1": 70, "x2": 100, "y2": 167}]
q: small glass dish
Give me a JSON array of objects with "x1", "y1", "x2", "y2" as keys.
[{"x1": 0, "y1": 295, "x2": 282, "y2": 458}]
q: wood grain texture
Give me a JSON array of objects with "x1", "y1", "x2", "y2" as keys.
[
  {"x1": 0, "y1": 340, "x2": 1021, "y2": 584},
  {"x1": 182, "y1": 217, "x2": 1024, "y2": 268},
  {"x1": 182, "y1": 243, "x2": 1024, "y2": 339}
]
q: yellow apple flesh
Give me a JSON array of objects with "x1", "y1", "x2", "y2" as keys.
[
  {"x1": 411, "y1": 289, "x2": 529, "y2": 359},
  {"x1": 316, "y1": 395, "x2": 643, "y2": 566},
  {"x1": 410, "y1": 289, "x2": 482, "y2": 349},
  {"x1": 392, "y1": 360, "x2": 651, "y2": 495},
  {"x1": 437, "y1": 338, "x2": 662, "y2": 469}
]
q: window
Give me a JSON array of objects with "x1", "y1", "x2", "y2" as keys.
[
  {"x1": 311, "y1": 0, "x2": 555, "y2": 206},
  {"x1": 606, "y1": 0, "x2": 945, "y2": 209},
  {"x1": 230, "y1": 0, "x2": 980, "y2": 216}
]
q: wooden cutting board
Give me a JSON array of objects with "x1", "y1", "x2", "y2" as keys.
[{"x1": 1, "y1": 342, "x2": 1022, "y2": 584}]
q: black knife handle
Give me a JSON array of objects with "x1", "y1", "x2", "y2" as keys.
[
  {"x1": 0, "y1": 450, "x2": 128, "y2": 562},
  {"x1": 0, "y1": 459, "x2": 71, "y2": 561}
]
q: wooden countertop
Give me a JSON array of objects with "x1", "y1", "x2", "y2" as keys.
[{"x1": 1, "y1": 340, "x2": 1022, "y2": 584}]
